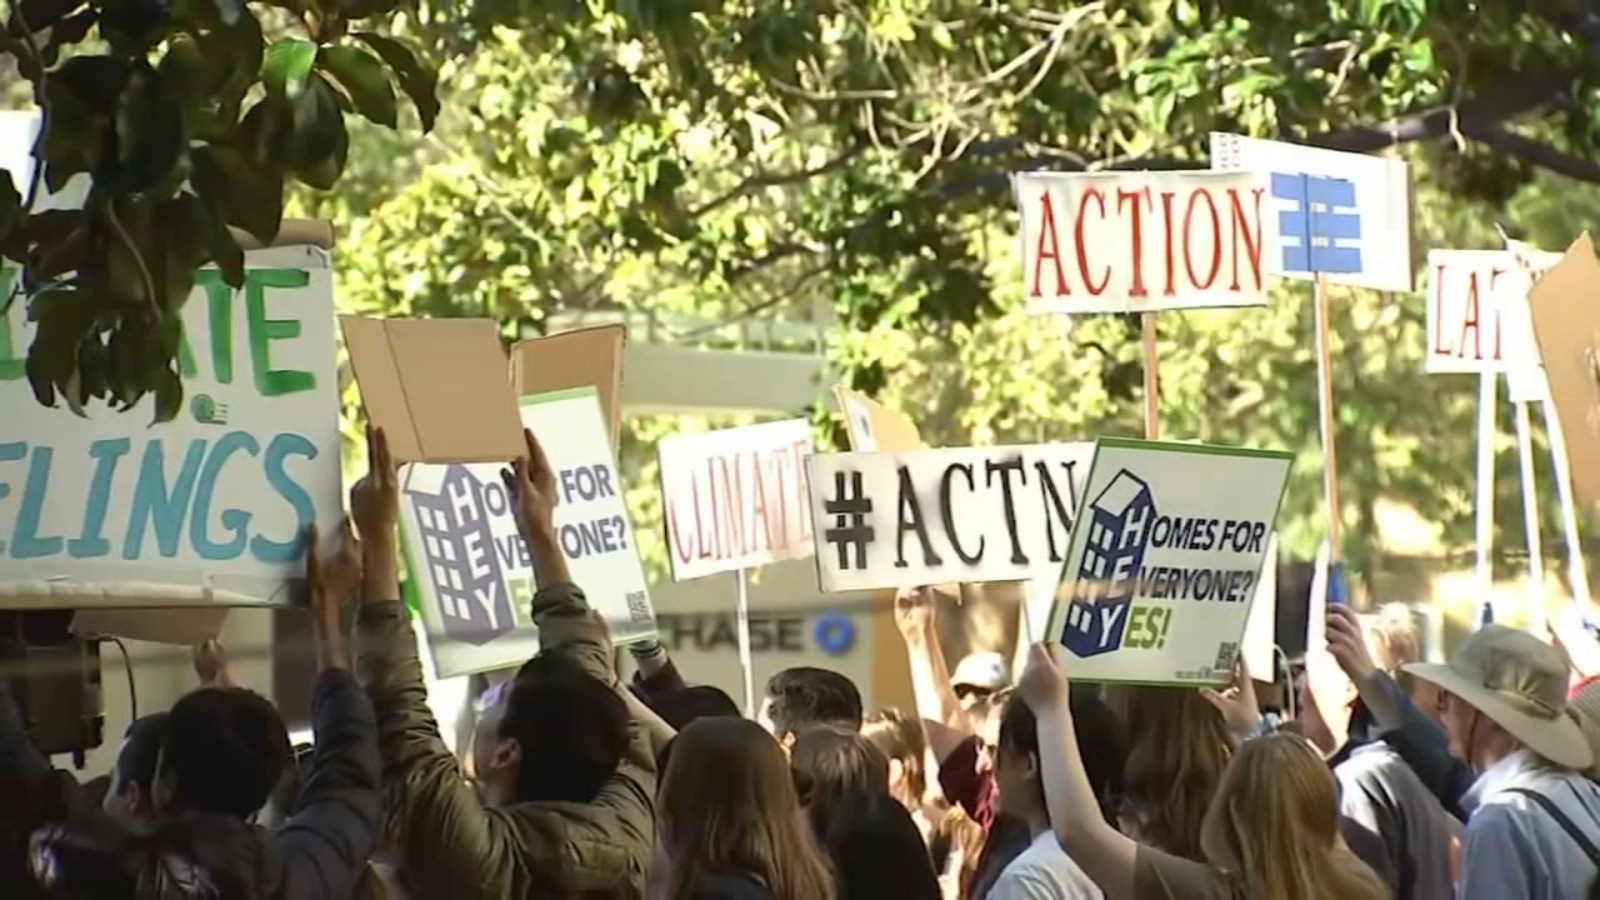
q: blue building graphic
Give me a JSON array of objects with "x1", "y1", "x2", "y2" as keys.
[
  {"x1": 408, "y1": 465, "x2": 514, "y2": 646},
  {"x1": 1272, "y1": 173, "x2": 1363, "y2": 275},
  {"x1": 1060, "y1": 470, "x2": 1155, "y2": 658}
]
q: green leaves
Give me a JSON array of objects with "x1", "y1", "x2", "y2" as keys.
[
  {"x1": 320, "y1": 45, "x2": 397, "y2": 127},
  {"x1": 264, "y1": 38, "x2": 319, "y2": 99},
  {"x1": 192, "y1": 144, "x2": 284, "y2": 246},
  {"x1": 353, "y1": 32, "x2": 440, "y2": 131}
]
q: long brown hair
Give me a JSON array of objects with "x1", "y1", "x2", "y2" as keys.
[
  {"x1": 657, "y1": 718, "x2": 836, "y2": 900},
  {"x1": 1201, "y1": 734, "x2": 1387, "y2": 900},
  {"x1": 861, "y1": 709, "x2": 927, "y2": 807},
  {"x1": 1104, "y1": 686, "x2": 1234, "y2": 860}
]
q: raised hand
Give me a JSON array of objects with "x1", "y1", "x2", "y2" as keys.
[
  {"x1": 193, "y1": 639, "x2": 239, "y2": 688},
  {"x1": 350, "y1": 424, "x2": 400, "y2": 539},
  {"x1": 499, "y1": 428, "x2": 559, "y2": 541},
  {"x1": 1326, "y1": 604, "x2": 1379, "y2": 684},
  {"x1": 1200, "y1": 657, "x2": 1263, "y2": 737},
  {"x1": 1018, "y1": 642, "x2": 1069, "y2": 712},
  {"x1": 306, "y1": 518, "x2": 361, "y2": 670},
  {"x1": 893, "y1": 586, "x2": 935, "y2": 640}
]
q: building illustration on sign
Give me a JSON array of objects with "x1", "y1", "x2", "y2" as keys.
[
  {"x1": 1061, "y1": 469, "x2": 1155, "y2": 657},
  {"x1": 407, "y1": 465, "x2": 516, "y2": 645},
  {"x1": 1271, "y1": 173, "x2": 1362, "y2": 275}
]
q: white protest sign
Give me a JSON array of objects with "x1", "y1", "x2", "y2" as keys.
[
  {"x1": 1046, "y1": 437, "x2": 1293, "y2": 686},
  {"x1": 1241, "y1": 533, "x2": 1279, "y2": 680},
  {"x1": 1211, "y1": 132, "x2": 1414, "y2": 292},
  {"x1": 1503, "y1": 240, "x2": 1565, "y2": 403},
  {"x1": 805, "y1": 442, "x2": 1093, "y2": 592},
  {"x1": 1017, "y1": 171, "x2": 1273, "y2": 314},
  {"x1": 399, "y1": 386, "x2": 656, "y2": 677},
  {"x1": 0, "y1": 247, "x2": 341, "y2": 607},
  {"x1": 658, "y1": 418, "x2": 814, "y2": 581}
]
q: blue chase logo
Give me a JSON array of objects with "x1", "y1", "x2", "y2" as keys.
[
  {"x1": 1060, "y1": 470, "x2": 1155, "y2": 658},
  {"x1": 407, "y1": 465, "x2": 516, "y2": 645}
]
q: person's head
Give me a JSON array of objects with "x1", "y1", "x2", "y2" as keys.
[
  {"x1": 1104, "y1": 685, "x2": 1234, "y2": 860},
  {"x1": 155, "y1": 687, "x2": 290, "y2": 820},
  {"x1": 477, "y1": 653, "x2": 629, "y2": 806},
  {"x1": 995, "y1": 687, "x2": 1122, "y2": 828},
  {"x1": 1200, "y1": 734, "x2": 1388, "y2": 900},
  {"x1": 790, "y1": 726, "x2": 890, "y2": 806},
  {"x1": 657, "y1": 718, "x2": 836, "y2": 900},
  {"x1": 862, "y1": 708, "x2": 927, "y2": 809},
  {"x1": 648, "y1": 684, "x2": 741, "y2": 731},
  {"x1": 809, "y1": 789, "x2": 942, "y2": 900},
  {"x1": 102, "y1": 713, "x2": 170, "y2": 826},
  {"x1": 950, "y1": 651, "x2": 1011, "y2": 716},
  {"x1": 1404, "y1": 624, "x2": 1593, "y2": 773},
  {"x1": 758, "y1": 666, "x2": 863, "y2": 748}
]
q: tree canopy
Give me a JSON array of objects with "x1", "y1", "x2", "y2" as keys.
[{"x1": 12, "y1": 0, "x2": 1600, "y2": 580}]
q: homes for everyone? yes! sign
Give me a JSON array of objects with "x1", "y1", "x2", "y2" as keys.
[
  {"x1": 1016, "y1": 171, "x2": 1273, "y2": 314},
  {"x1": 0, "y1": 247, "x2": 341, "y2": 607},
  {"x1": 398, "y1": 386, "x2": 656, "y2": 678},
  {"x1": 658, "y1": 418, "x2": 814, "y2": 581},
  {"x1": 804, "y1": 442, "x2": 1093, "y2": 592},
  {"x1": 1046, "y1": 437, "x2": 1292, "y2": 687}
]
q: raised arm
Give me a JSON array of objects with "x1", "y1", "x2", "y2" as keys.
[
  {"x1": 895, "y1": 586, "x2": 972, "y2": 761},
  {"x1": 277, "y1": 519, "x2": 382, "y2": 900},
  {"x1": 1021, "y1": 644, "x2": 1139, "y2": 900},
  {"x1": 353, "y1": 426, "x2": 521, "y2": 898}
]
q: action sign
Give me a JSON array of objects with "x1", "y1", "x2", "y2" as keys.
[
  {"x1": 1017, "y1": 171, "x2": 1272, "y2": 314},
  {"x1": 1045, "y1": 437, "x2": 1292, "y2": 686},
  {"x1": 0, "y1": 247, "x2": 341, "y2": 607},
  {"x1": 1211, "y1": 132, "x2": 1414, "y2": 292},
  {"x1": 399, "y1": 385, "x2": 656, "y2": 677},
  {"x1": 658, "y1": 418, "x2": 815, "y2": 581},
  {"x1": 805, "y1": 442, "x2": 1093, "y2": 592}
]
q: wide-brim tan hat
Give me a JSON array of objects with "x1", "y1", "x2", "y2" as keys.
[{"x1": 1404, "y1": 625, "x2": 1593, "y2": 771}]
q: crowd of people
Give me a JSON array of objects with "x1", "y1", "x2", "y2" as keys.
[{"x1": 5, "y1": 423, "x2": 1600, "y2": 899}]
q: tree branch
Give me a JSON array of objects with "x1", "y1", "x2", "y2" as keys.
[
  {"x1": 1464, "y1": 119, "x2": 1600, "y2": 183},
  {"x1": 1306, "y1": 77, "x2": 1569, "y2": 153},
  {"x1": 687, "y1": 146, "x2": 866, "y2": 220}
]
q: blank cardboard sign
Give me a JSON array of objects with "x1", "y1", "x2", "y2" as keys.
[
  {"x1": 833, "y1": 386, "x2": 925, "y2": 452},
  {"x1": 1528, "y1": 233, "x2": 1600, "y2": 508},
  {"x1": 340, "y1": 316, "x2": 526, "y2": 463},
  {"x1": 510, "y1": 324, "x2": 627, "y2": 446}
]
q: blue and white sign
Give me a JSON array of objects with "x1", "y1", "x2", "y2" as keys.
[
  {"x1": 399, "y1": 385, "x2": 657, "y2": 677},
  {"x1": 1046, "y1": 437, "x2": 1292, "y2": 686},
  {"x1": 1211, "y1": 132, "x2": 1415, "y2": 292}
]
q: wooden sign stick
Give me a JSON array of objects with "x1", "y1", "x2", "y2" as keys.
[
  {"x1": 1312, "y1": 274, "x2": 1342, "y2": 560},
  {"x1": 1142, "y1": 313, "x2": 1160, "y2": 439}
]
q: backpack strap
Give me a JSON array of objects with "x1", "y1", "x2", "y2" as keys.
[{"x1": 1505, "y1": 787, "x2": 1600, "y2": 863}]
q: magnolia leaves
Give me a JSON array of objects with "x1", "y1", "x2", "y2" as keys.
[{"x1": 3, "y1": 0, "x2": 440, "y2": 422}]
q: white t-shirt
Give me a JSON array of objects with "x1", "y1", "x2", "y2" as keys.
[{"x1": 986, "y1": 831, "x2": 1104, "y2": 900}]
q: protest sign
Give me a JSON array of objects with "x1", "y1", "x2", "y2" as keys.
[
  {"x1": 805, "y1": 442, "x2": 1093, "y2": 592},
  {"x1": 1017, "y1": 171, "x2": 1272, "y2": 314},
  {"x1": 1528, "y1": 233, "x2": 1600, "y2": 510},
  {"x1": 399, "y1": 385, "x2": 656, "y2": 677},
  {"x1": 834, "y1": 386, "x2": 923, "y2": 452},
  {"x1": 1045, "y1": 437, "x2": 1292, "y2": 686},
  {"x1": 511, "y1": 324, "x2": 627, "y2": 447},
  {"x1": 1210, "y1": 132, "x2": 1414, "y2": 292},
  {"x1": 341, "y1": 316, "x2": 527, "y2": 464},
  {"x1": 1241, "y1": 533, "x2": 1279, "y2": 680},
  {"x1": 659, "y1": 419, "x2": 815, "y2": 581},
  {"x1": 0, "y1": 247, "x2": 342, "y2": 609}
]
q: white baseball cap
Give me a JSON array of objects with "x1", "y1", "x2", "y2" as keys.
[{"x1": 951, "y1": 651, "x2": 1011, "y2": 693}]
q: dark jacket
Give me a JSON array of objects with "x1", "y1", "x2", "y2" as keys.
[
  {"x1": 688, "y1": 874, "x2": 775, "y2": 900},
  {"x1": 1, "y1": 668, "x2": 381, "y2": 900},
  {"x1": 356, "y1": 582, "x2": 655, "y2": 899},
  {"x1": 1363, "y1": 671, "x2": 1474, "y2": 822}
]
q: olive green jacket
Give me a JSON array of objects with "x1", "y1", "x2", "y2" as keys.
[{"x1": 356, "y1": 582, "x2": 655, "y2": 899}]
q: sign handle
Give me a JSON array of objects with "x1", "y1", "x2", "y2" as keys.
[
  {"x1": 1514, "y1": 401, "x2": 1545, "y2": 590},
  {"x1": 1541, "y1": 401, "x2": 1594, "y2": 619},
  {"x1": 1474, "y1": 372, "x2": 1497, "y2": 592},
  {"x1": 1312, "y1": 274, "x2": 1342, "y2": 561},
  {"x1": 734, "y1": 567, "x2": 755, "y2": 717},
  {"x1": 1142, "y1": 312, "x2": 1160, "y2": 439}
]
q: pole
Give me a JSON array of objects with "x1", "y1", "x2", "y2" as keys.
[
  {"x1": 734, "y1": 568, "x2": 755, "y2": 717},
  {"x1": 1543, "y1": 402, "x2": 1594, "y2": 616},
  {"x1": 1312, "y1": 275, "x2": 1342, "y2": 560},
  {"x1": 1142, "y1": 312, "x2": 1160, "y2": 439},
  {"x1": 1474, "y1": 373, "x2": 1497, "y2": 590},
  {"x1": 1513, "y1": 401, "x2": 1544, "y2": 589}
]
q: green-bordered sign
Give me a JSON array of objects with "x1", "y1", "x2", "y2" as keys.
[{"x1": 1045, "y1": 437, "x2": 1292, "y2": 686}]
